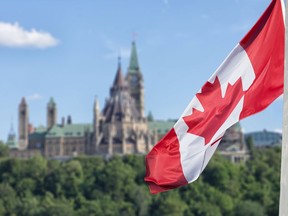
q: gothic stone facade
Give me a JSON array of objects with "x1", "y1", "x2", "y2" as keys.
[
  {"x1": 7, "y1": 41, "x2": 248, "y2": 161},
  {"x1": 9, "y1": 42, "x2": 156, "y2": 159}
]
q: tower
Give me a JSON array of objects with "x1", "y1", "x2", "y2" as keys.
[
  {"x1": 47, "y1": 97, "x2": 57, "y2": 128},
  {"x1": 93, "y1": 97, "x2": 100, "y2": 151},
  {"x1": 7, "y1": 122, "x2": 17, "y2": 149},
  {"x1": 105, "y1": 57, "x2": 140, "y2": 123},
  {"x1": 126, "y1": 41, "x2": 145, "y2": 118},
  {"x1": 101, "y1": 57, "x2": 142, "y2": 155},
  {"x1": 18, "y1": 97, "x2": 29, "y2": 149}
]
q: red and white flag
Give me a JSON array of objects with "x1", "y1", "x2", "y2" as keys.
[{"x1": 145, "y1": 0, "x2": 285, "y2": 194}]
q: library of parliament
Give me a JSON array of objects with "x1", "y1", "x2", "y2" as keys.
[{"x1": 6, "y1": 41, "x2": 248, "y2": 162}]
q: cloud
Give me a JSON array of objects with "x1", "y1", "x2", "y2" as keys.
[
  {"x1": 104, "y1": 39, "x2": 130, "y2": 59},
  {"x1": 0, "y1": 22, "x2": 59, "y2": 48},
  {"x1": 27, "y1": 93, "x2": 42, "y2": 101}
]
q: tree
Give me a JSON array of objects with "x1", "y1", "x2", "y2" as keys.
[
  {"x1": 97, "y1": 156, "x2": 137, "y2": 200},
  {"x1": 41, "y1": 201, "x2": 75, "y2": 216},
  {"x1": 0, "y1": 141, "x2": 9, "y2": 157},
  {"x1": 76, "y1": 156, "x2": 105, "y2": 199},
  {"x1": 130, "y1": 186, "x2": 152, "y2": 216},
  {"x1": 0, "y1": 183, "x2": 18, "y2": 214},
  {"x1": 0, "y1": 149, "x2": 282, "y2": 215},
  {"x1": 15, "y1": 197, "x2": 42, "y2": 216},
  {"x1": 62, "y1": 160, "x2": 84, "y2": 198},
  {"x1": 151, "y1": 191, "x2": 187, "y2": 216},
  {"x1": 246, "y1": 136, "x2": 255, "y2": 159},
  {"x1": 123, "y1": 154, "x2": 146, "y2": 184},
  {"x1": 15, "y1": 178, "x2": 36, "y2": 198},
  {"x1": 234, "y1": 200, "x2": 266, "y2": 216},
  {"x1": 76, "y1": 199, "x2": 102, "y2": 216}
]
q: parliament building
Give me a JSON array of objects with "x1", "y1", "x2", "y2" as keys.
[{"x1": 6, "y1": 41, "x2": 249, "y2": 162}]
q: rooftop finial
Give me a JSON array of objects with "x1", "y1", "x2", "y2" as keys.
[
  {"x1": 118, "y1": 55, "x2": 121, "y2": 67},
  {"x1": 10, "y1": 116, "x2": 14, "y2": 134},
  {"x1": 132, "y1": 31, "x2": 138, "y2": 42},
  {"x1": 94, "y1": 95, "x2": 100, "y2": 111}
]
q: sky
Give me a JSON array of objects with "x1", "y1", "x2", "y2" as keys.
[{"x1": 0, "y1": 0, "x2": 282, "y2": 142}]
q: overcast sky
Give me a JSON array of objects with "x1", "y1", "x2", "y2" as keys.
[{"x1": 0, "y1": 0, "x2": 281, "y2": 142}]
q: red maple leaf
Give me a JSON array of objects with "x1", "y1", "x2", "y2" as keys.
[{"x1": 183, "y1": 77, "x2": 244, "y2": 145}]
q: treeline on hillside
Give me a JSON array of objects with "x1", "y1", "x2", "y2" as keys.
[{"x1": 0, "y1": 141, "x2": 281, "y2": 216}]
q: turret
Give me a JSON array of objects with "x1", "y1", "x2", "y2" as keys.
[
  {"x1": 110, "y1": 57, "x2": 128, "y2": 97},
  {"x1": 7, "y1": 122, "x2": 17, "y2": 149},
  {"x1": 47, "y1": 97, "x2": 57, "y2": 128},
  {"x1": 93, "y1": 97, "x2": 100, "y2": 149},
  {"x1": 126, "y1": 41, "x2": 145, "y2": 118},
  {"x1": 18, "y1": 97, "x2": 29, "y2": 149},
  {"x1": 103, "y1": 57, "x2": 140, "y2": 123}
]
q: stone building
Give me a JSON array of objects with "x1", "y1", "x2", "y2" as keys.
[
  {"x1": 7, "y1": 41, "x2": 248, "y2": 162},
  {"x1": 148, "y1": 120, "x2": 249, "y2": 163},
  {"x1": 9, "y1": 41, "x2": 156, "y2": 159},
  {"x1": 245, "y1": 130, "x2": 282, "y2": 148},
  {"x1": 218, "y1": 123, "x2": 249, "y2": 163},
  {"x1": 18, "y1": 98, "x2": 29, "y2": 150}
]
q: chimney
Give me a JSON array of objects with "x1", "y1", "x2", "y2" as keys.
[
  {"x1": 61, "y1": 117, "x2": 65, "y2": 127},
  {"x1": 67, "y1": 115, "x2": 72, "y2": 125}
]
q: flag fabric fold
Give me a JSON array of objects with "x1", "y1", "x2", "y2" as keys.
[{"x1": 145, "y1": 0, "x2": 285, "y2": 194}]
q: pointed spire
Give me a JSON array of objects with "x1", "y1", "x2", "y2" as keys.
[
  {"x1": 113, "y1": 56, "x2": 126, "y2": 87},
  {"x1": 7, "y1": 120, "x2": 17, "y2": 147},
  {"x1": 9, "y1": 118, "x2": 15, "y2": 135},
  {"x1": 94, "y1": 96, "x2": 100, "y2": 111},
  {"x1": 128, "y1": 41, "x2": 140, "y2": 74},
  {"x1": 47, "y1": 97, "x2": 57, "y2": 128}
]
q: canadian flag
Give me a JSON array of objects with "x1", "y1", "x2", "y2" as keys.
[{"x1": 145, "y1": 0, "x2": 285, "y2": 194}]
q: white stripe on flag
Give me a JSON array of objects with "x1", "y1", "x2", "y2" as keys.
[{"x1": 175, "y1": 44, "x2": 255, "y2": 183}]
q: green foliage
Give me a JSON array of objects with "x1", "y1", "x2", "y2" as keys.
[
  {"x1": 246, "y1": 136, "x2": 255, "y2": 156},
  {"x1": 234, "y1": 200, "x2": 266, "y2": 216},
  {"x1": 0, "y1": 141, "x2": 9, "y2": 158},
  {"x1": 151, "y1": 191, "x2": 188, "y2": 216},
  {"x1": 75, "y1": 199, "x2": 102, "y2": 216},
  {"x1": 0, "y1": 183, "x2": 18, "y2": 214},
  {"x1": 0, "y1": 147, "x2": 281, "y2": 216}
]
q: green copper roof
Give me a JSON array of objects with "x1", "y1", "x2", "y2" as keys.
[
  {"x1": 6, "y1": 133, "x2": 18, "y2": 148},
  {"x1": 6, "y1": 124, "x2": 18, "y2": 148},
  {"x1": 128, "y1": 41, "x2": 140, "y2": 74},
  {"x1": 34, "y1": 125, "x2": 47, "y2": 133},
  {"x1": 148, "y1": 120, "x2": 176, "y2": 135},
  {"x1": 48, "y1": 97, "x2": 56, "y2": 107},
  {"x1": 29, "y1": 126, "x2": 47, "y2": 141},
  {"x1": 230, "y1": 122, "x2": 242, "y2": 132},
  {"x1": 46, "y1": 124, "x2": 93, "y2": 138}
]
